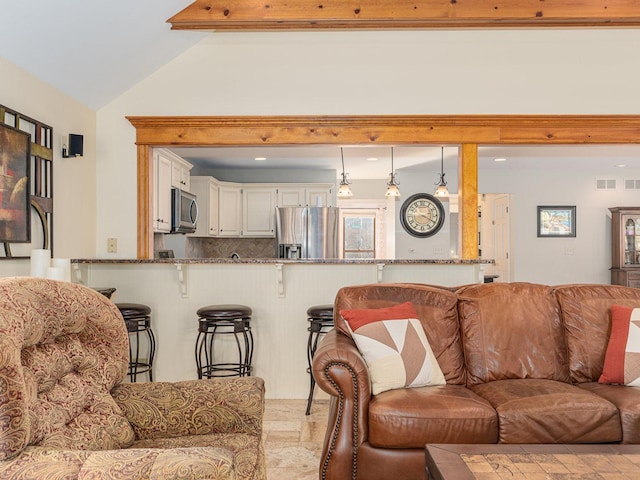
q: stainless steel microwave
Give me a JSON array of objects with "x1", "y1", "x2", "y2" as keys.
[{"x1": 171, "y1": 188, "x2": 198, "y2": 234}]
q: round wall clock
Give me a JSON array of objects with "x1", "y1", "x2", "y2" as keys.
[{"x1": 399, "y1": 193, "x2": 445, "y2": 238}]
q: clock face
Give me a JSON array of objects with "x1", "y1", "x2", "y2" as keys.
[{"x1": 399, "y1": 193, "x2": 445, "y2": 238}]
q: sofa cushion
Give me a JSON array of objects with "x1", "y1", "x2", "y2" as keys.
[
  {"x1": 599, "y1": 305, "x2": 640, "y2": 386},
  {"x1": 0, "y1": 278, "x2": 134, "y2": 460},
  {"x1": 457, "y1": 283, "x2": 570, "y2": 386},
  {"x1": 334, "y1": 283, "x2": 466, "y2": 385},
  {"x1": 132, "y1": 435, "x2": 263, "y2": 480},
  {"x1": 554, "y1": 284, "x2": 640, "y2": 383},
  {"x1": 578, "y1": 382, "x2": 640, "y2": 444},
  {"x1": 340, "y1": 302, "x2": 445, "y2": 395},
  {"x1": 367, "y1": 384, "x2": 498, "y2": 448},
  {"x1": 471, "y1": 379, "x2": 621, "y2": 444}
]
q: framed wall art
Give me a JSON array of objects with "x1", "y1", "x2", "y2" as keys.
[
  {"x1": 537, "y1": 205, "x2": 576, "y2": 238},
  {"x1": 0, "y1": 123, "x2": 31, "y2": 243}
]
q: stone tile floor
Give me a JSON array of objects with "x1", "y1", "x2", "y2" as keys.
[{"x1": 263, "y1": 398, "x2": 330, "y2": 480}]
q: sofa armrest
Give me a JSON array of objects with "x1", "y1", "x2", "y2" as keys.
[
  {"x1": 111, "y1": 377, "x2": 264, "y2": 441},
  {"x1": 0, "y1": 445, "x2": 237, "y2": 480},
  {"x1": 312, "y1": 329, "x2": 371, "y2": 480}
]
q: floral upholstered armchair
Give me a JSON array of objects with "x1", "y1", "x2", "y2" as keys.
[{"x1": 0, "y1": 277, "x2": 266, "y2": 479}]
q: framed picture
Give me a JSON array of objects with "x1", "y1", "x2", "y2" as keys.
[
  {"x1": 0, "y1": 123, "x2": 31, "y2": 243},
  {"x1": 537, "y1": 205, "x2": 576, "y2": 237}
]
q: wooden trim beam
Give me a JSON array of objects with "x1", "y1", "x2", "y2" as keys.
[
  {"x1": 168, "y1": 0, "x2": 640, "y2": 30},
  {"x1": 458, "y1": 144, "x2": 479, "y2": 260},
  {"x1": 127, "y1": 115, "x2": 640, "y2": 147},
  {"x1": 137, "y1": 145, "x2": 153, "y2": 259},
  {"x1": 128, "y1": 114, "x2": 640, "y2": 259}
]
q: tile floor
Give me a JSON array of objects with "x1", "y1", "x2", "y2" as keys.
[{"x1": 263, "y1": 399, "x2": 330, "y2": 480}]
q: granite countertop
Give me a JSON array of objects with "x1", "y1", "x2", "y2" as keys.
[{"x1": 72, "y1": 258, "x2": 493, "y2": 265}]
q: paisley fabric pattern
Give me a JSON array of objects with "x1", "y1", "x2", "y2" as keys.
[
  {"x1": 0, "y1": 277, "x2": 266, "y2": 479},
  {"x1": 112, "y1": 378, "x2": 266, "y2": 480},
  {"x1": 111, "y1": 378, "x2": 265, "y2": 439},
  {"x1": 0, "y1": 277, "x2": 133, "y2": 460}
]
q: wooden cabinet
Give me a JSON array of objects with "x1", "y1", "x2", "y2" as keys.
[
  {"x1": 189, "y1": 176, "x2": 219, "y2": 237},
  {"x1": 186, "y1": 178, "x2": 333, "y2": 238},
  {"x1": 276, "y1": 187, "x2": 305, "y2": 207},
  {"x1": 155, "y1": 148, "x2": 192, "y2": 191},
  {"x1": 153, "y1": 149, "x2": 193, "y2": 233},
  {"x1": 153, "y1": 151, "x2": 172, "y2": 233},
  {"x1": 242, "y1": 187, "x2": 276, "y2": 237},
  {"x1": 218, "y1": 183, "x2": 242, "y2": 236},
  {"x1": 306, "y1": 186, "x2": 333, "y2": 207},
  {"x1": 610, "y1": 207, "x2": 640, "y2": 288},
  {"x1": 276, "y1": 184, "x2": 333, "y2": 207},
  {"x1": 171, "y1": 156, "x2": 192, "y2": 191}
]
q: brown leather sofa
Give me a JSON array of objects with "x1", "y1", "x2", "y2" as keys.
[
  {"x1": 0, "y1": 277, "x2": 266, "y2": 479},
  {"x1": 312, "y1": 282, "x2": 640, "y2": 480}
]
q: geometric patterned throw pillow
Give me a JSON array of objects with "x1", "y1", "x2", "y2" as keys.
[
  {"x1": 599, "y1": 305, "x2": 640, "y2": 386},
  {"x1": 340, "y1": 301, "x2": 446, "y2": 395}
]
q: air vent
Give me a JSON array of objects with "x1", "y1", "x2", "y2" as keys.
[
  {"x1": 595, "y1": 179, "x2": 617, "y2": 190},
  {"x1": 624, "y1": 179, "x2": 640, "y2": 190}
]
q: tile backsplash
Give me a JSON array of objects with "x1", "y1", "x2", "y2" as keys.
[
  {"x1": 187, "y1": 237, "x2": 277, "y2": 259},
  {"x1": 154, "y1": 234, "x2": 277, "y2": 259}
]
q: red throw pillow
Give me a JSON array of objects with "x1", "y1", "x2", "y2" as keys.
[
  {"x1": 341, "y1": 301, "x2": 418, "y2": 331},
  {"x1": 599, "y1": 305, "x2": 640, "y2": 386}
]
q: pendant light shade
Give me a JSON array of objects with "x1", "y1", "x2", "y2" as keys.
[
  {"x1": 385, "y1": 147, "x2": 401, "y2": 197},
  {"x1": 434, "y1": 146, "x2": 449, "y2": 198},
  {"x1": 337, "y1": 147, "x2": 353, "y2": 198}
]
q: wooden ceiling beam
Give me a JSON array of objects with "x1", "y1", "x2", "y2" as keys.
[
  {"x1": 168, "y1": 0, "x2": 640, "y2": 30},
  {"x1": 126, "y1": 115, "x2": 640, "y2": 147}
]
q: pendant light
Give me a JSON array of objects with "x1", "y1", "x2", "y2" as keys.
[
  {"x1": 337, "y1": 147, "x2": 353, "y2": 198},
  {"x1": 385, "y1": 147, "x2": 401, "y2": 197},
  {"x1": 434, "y1": 146, "x2": 449, "y2": 198}
]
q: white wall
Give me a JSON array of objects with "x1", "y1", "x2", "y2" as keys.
[
  {"x1": 1, "y1": 57, "x2": 97, "y2": 276},
  {"x1": 479, "y1": 157, "x2": 640, "y2": 285},
  {"x1": 95, "y1": 28, "x2": 640, "y2": 282}
]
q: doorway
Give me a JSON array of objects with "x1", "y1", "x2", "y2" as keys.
[{"x1": 479, "y1": 194, "x2": 512, "y2": 282}]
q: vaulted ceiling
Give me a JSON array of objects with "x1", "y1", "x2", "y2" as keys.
[{"x1": 2, "y1": 1, "x2": 640, "y2": 178}]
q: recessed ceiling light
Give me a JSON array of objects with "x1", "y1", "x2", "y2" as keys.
[
  {"x1": 494, "y1": 158, "x2": 507, "y2": 162},
  {"x1": 615, "y1": 163, "x2": 627, "y2": 168},
  {"x1": 254, "y1": 157, "x2": 267, "y2": 161},
  {"x1": 366, "y1": 157, "x2": 378, "y2": 162}
]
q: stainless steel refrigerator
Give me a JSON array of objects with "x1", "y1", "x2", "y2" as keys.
[{"x1": 275, "y1": 207, "x2": 340, "y2": 259}]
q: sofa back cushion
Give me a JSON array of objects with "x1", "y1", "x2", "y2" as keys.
[
  {"x1": 0, "y1": 277, "x2": 135, "y2": 460},
  {"x1": 554, "y1": 284, "x2": 640, "y2": 383},
  {"x1": 457, "y1": 282, "x2": 570, "y2": 387},
  {"x1": 334, "y1": 283, "x2": 465, "y2": 385}
]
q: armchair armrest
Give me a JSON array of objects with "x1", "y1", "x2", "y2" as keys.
[
  {"x1": 312, "y1": 329, "x2": 371, "y2": 480},
  {"x1": 111, "y1": 377, "x2": 264, "y2": 441}
]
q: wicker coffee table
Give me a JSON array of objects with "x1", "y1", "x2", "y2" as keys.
[{"x1": 426, "y1": 444, "x2": 640, "y2": 479}]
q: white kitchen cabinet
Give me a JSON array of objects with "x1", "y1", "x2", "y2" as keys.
[
  {"x1": 276, "y1": 184, "x2": 333, "y2": 207},
  {"x1": 153, "y1": 151, "x2": 172, "y2": 233},
  {"x1": 306, "y1": 186, "x2": 333, "y2": 207},
  {"x1": 218, "y1": 183, "x2": 242, "y2": 236},
  {"x1": 276, "y1": 187, "x2": 305, "y2": 207},
  {"x1": 189, "y1": 176, "x2": 219, "y2": 237},
  {"x1": 242, "y1": 187, "x2": 276, "y2": 237},
  {"x1": 155, "y1": 148, "x2": 193, "y2": 191},
  {"x1": 171, "y1": 156, "x2": 192, "y2": 191}
]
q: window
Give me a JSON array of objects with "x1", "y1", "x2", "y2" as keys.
[{"x1": 343, "y1": 213, "x2": 376, "y2": 259}]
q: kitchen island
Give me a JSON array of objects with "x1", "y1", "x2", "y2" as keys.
[{"x1": 72, "y1": 258, "x2": 490, "y2": 399}]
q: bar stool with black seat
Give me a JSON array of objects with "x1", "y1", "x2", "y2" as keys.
[
  {"x1": 116, "y1": 303, "x2": 156, "y2": 382},
  {"x1": 306, "y1": 304, "x2": 334, "y2": 415},
  {"x1": 195, "y1": 304, "x2": 253, "y2": 379}
]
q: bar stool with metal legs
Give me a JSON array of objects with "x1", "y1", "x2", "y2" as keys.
[
  {"x1": 116, "y1": 303, "x2": 156, "y2": 382},
  {"x1": 306, "y1": 304, "x2": 334, "y2": 415},
  {"x1": 195, "y1": 304, "x2": 253, "y2": 379}
]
